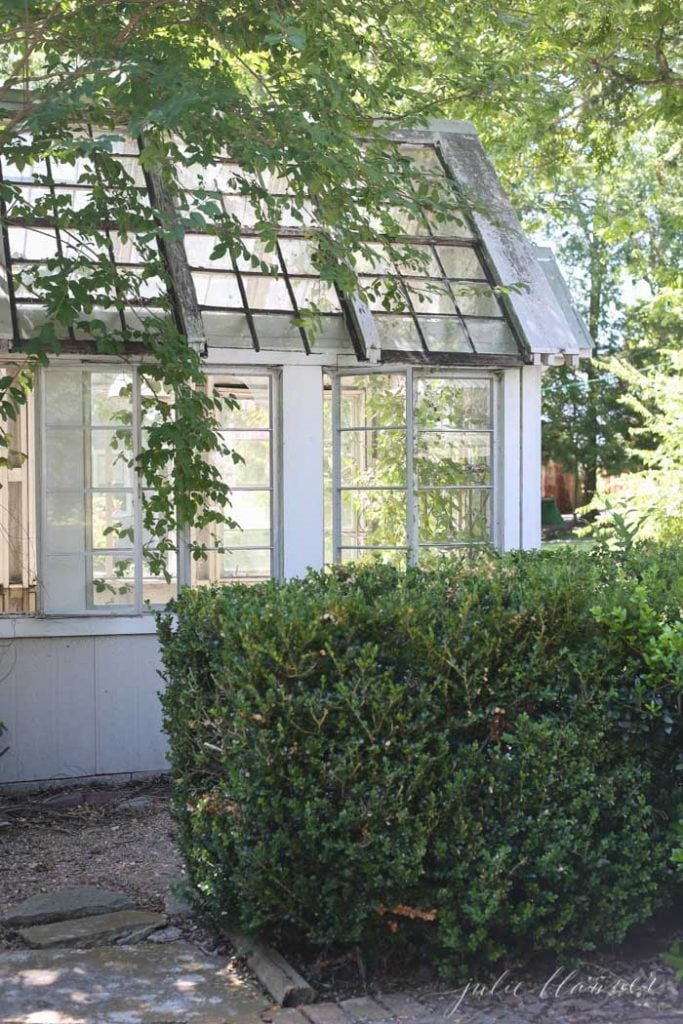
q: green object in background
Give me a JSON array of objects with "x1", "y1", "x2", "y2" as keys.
[{"x1": 542, "y1": 497, "x2": 565, "y2": 527}]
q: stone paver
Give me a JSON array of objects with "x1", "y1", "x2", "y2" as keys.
[
  {"x1": 339, "y1": 997, "x2": 395, "y2": 1023},
  {"x1": 375, "y1": 993, "x2": 428, "y2": 1019},
  {"x1": 118, "y1": 795, "x2": 155, "y2": 811},
  {"x1": 0, "y1": 940, "x2": 270, "y2": 1024},
  {"x1": 17, "y1": 909, "x2": 166, "y2": 949},
  {"x1": 272, "y1": 1010, "x2": 312, "y2": 1024},
  {"x1": 302, "y1": 1001, "x2": 352, "y2": 1024},
  {"x1": 164, "y1": 876, "x2": 193, "y2": 917},
  {"x1": 2, "y1": 886, "x2": 136, "y2": 928},
  {"x1": 147, "y1": 924, "x2": 184, "y2": 944}
]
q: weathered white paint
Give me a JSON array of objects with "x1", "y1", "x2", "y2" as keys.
[
  {"x1": 281, "y1": 364, "x2": 324, "y2": 578},
  {"x1": 498, "y1": 368, "x2": 522, "y2": 551},
  {"x1": 520, "y1": 364, "x2": 543, "y2": 549},
  {"x1": 0, "y1": 633, "x2": 167, "y2": 786},
  {"x1": 0, "y1": 615, "x2": 158, "y2": 639}
]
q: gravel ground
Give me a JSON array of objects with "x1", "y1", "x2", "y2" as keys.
[{"x1": 0, "y1": 777, "x2": 184, "y2": 944}]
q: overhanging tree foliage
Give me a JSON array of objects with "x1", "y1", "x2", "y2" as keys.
[
  {"x1": 0, "y1": 0, "x2": 680, "y2": 547},
  {"x1": 0, "y1": 0, "x2": 477, "y2": 569}
]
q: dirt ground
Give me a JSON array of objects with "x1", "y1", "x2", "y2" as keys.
[{"x1": 0, "y1": 778, "x2": 184, "y2": 941}]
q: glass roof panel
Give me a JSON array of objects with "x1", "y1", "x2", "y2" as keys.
[
  {"x1": 437, "y1": 244, "x2": 489, "y2": 280},
  {"x1": 417, "y1": 317, "x2": 471, "y2": 353},
  {"x1": 8, "y1": 226, "x2": 58, "y2": 260},
  {"x1": 278, "y1": 238, "x2": 319, "y2": 275},
  {"x1": 450, "y1": 282, "x2": 502, "y2": 318},
  {"x1": 191, "y1": 271, "x2": 243, "y2": 308},
  {"x1": 465, "y1": 319, "x2": 518, "y2": 355},
  {"x1": 243, "y1": 275, "x2": 294, "y2": 312},
  {"x1": 375, "y1": 315, "x2": 422, "y2": 351},
  {"x1": 184, "y1": 232, "x2": 232, "y2": 270},
  {"x1": 403, "y1": 278, "x2": 458, "y2": 316},
  {"x1": 290, "y1": 278, "x2": 340, "y2": 312},
  {"x1": 0, "y1": 133, "x2": 524, "y2": 361}
]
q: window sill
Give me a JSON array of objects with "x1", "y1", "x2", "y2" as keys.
[{"x1": 0, "y1": 614, "x2": 161, "y2": 639}]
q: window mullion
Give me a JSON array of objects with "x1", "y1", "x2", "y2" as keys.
[
  {"x1": 83, "y1": 374, "x2": 94, "y2": 610},
  {"x1": 332, "y1": 374, "x2": 342, "y2": 563},
  {"x1": 132, "y1": 370, "x2": 143, "y2": 612},
  {"x1": 406, "y1": 367, "x2": 418, "y2": 564}
]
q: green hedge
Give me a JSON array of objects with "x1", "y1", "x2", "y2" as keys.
[{"x1": 158, "y1": 546, "x2": 683, "y2": 974}]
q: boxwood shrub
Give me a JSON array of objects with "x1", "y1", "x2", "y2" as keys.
[{"x1": 158, "y1": 545, "x2": 682, "y2": 975}]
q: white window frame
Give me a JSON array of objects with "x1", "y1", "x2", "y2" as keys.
[
  {"x1": 327, "y1": 365, "x2": 499, "y2": 565},
  {"x1": 191, "y1": 368, "x2": 282, "y2": 587},
  {"x1": 35, "y1": 362, "x2": 282, "y2": 617}
]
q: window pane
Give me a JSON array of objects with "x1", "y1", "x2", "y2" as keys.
[
  {"x1": 45, "y1": 429, "x2": 84, "y2": 490},
  {"x1": 91, "y1": 490, "x2": 135, "y2": 548},
  {"x1": 140, "y1": 378, "x2": 174, "y2": 430},
  {"x1": 415, "y1": 378, "x2": 491, "y2": 430},
  {"x1": 417, "y1": 316, "x2": 470, "y2": 353},
  {"x1": 214, "y1": 376, "x2": 270, "y2": 429},
  {"x1": 279, "y1": 238, "x2": 318, "y2": 274},
  {"x1": 89, "y1": 373, "x2": 134, "y2": 427},
  {"x1": 185, "y1": 233, "x2": 233, "y2": 270},
  {"x1": 44, "y1": 371, "x2": 83, "y2": 426},
  {"x1": 415, "y1": 432, "x2": 491, "y2": 487},
  {"x1": 8, "y1": 226, "x2": 58, "y2": 260},
  {"x1": 466, "y1": 318, "x2": 519, "y2": 355},
  {"x1": 222, "y1": 547, "x2": 271, "y2": 580},
  {"x1": 290, "y1": 277, "x2": 340, "y2": 312},
  {"x1": 143, "y1": 555, "x2": 177, "y2": 606},
  {"x1": 192, "y1": 271, "x2": 242, "y2": 307},
  {"x1": 244, "y1": 275, "x2": 292, "y2": 311},
  {"x1": 0, "y1": 400, "x2": 37, "y2": 612},
  {"x1": 375, "y1": 315, "x2": 422, "y2": 351},
  {"x1": 340, "y1": 547, "x2": 407, "y2": 568},
  {"x1": 46, "y1": 492, "x2": 84, "y2": 553},
  {"x1": 223, "y1": 490, "x2": 271, "y2": 547},
  {"x1": 404, "y1": 279, "x2": 457, "y2": 315},
  {"x1": 339, "y1": 374, "x2": 406, "y2": 429},
  {"x1": 340, "y1": 488, "x2": 406, "y2": 548},
  {"x1": 192, "y1": 374, "x2": 274, "y2": 586},
  {"x1": 436, "y1": 245, "x2": 488, "y2": 280},
  {"x1": 90, "y1": 429, "x2": 134, "y2": 488},
  {"x1": 340, "y1": 429, "x2": 406, "y2": 487},
  {"x1": 451, "y1": 282, "x2": 502, "y2": 318},
  {"x1": 90, "y1": 553, "x2": 135, "y2": 607},
  {"x1": 218, "y1": 435, "x2": 270, "y2": 487},
  {"x1": 43, "y1": 554, "x2": 86, "y2": 613},
  {"x1": 417, "y1": 488, "x2": 491, "y2": 544}
]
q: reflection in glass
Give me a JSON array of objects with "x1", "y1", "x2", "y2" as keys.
[
  {"x1": 340, "y1": 489, "x2": 406, "y2": 549},
  {"x1": 91, "y1": 491, "x2": 134, "y2": 548},
  {"x1": 91, "y1": 553, "x2": 135, "y2": 606},
  {"x1": 415, "y1": 432, "x2": 491, "y2": 487},
  {"x1": 417, "y1": 488, "x2": 490, "y2": 544},
  {"x1": 192, "y1": 374, "x2": 273, "y2": 585},
  {"x1": 328, "y1": 371, "x2": 494, "y2": 567},
  {"x1": 90, "y1": 429, "x2": 134, "y2": 488},
  {"x1": 340, "y1": 429, "x2": 406, "y2": 487},
  {"x1": 415, "y1": 378, "x2": 491, "y2": 430}
]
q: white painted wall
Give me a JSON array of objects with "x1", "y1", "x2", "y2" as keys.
[
  {"x1": 497, "y1": 365, "x2": 542, "y2": 551},
  {"x1": 520, "y1": 364, "x2": 543, "y2": 549},
  {"x1": 0, "y1": 632, "x2": 167, "y2": 786},
  {"x1": 281, "y1": 364, "x2": 324, "y2": 577}
]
